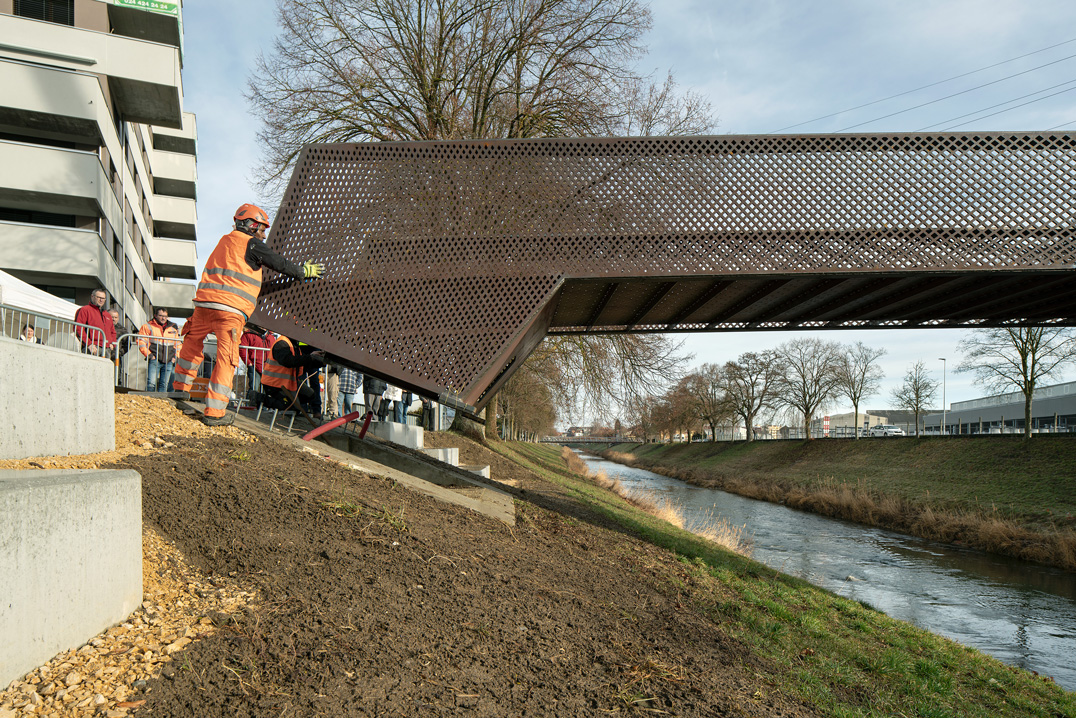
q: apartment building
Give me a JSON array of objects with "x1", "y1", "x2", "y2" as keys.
[{"x1": 0, "y1": 0, "x2": 197, "y2": 333}]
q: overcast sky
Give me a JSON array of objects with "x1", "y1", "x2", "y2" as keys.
[{"x1": 179, "y1": 0, "x2": 1076, "y2": 413}]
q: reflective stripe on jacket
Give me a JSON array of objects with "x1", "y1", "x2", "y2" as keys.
[
  {"x1": 193, "y1": 230, "x2": 263, "y2": 318},
  {"x1": 138, "y1": 320, "x2": 180, "y2": 362},
  {"x1": 261, "y1": 336, "x2": 298, "y2": 392}
]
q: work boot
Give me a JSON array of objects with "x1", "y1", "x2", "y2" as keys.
[{"x1": 201, "y1": 412, "x2": 234, "y2": 427}]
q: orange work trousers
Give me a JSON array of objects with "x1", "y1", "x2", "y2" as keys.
[{"x1": 172, "y1": 307, "x2": 245, "y2": 418}]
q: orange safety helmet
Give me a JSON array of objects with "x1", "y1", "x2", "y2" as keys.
[{"x1": 234, "y1": 203, "x2": 270, "y2": 235}]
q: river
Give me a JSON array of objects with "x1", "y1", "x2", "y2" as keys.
[{"x1": 578, "y1": 453, "x2": 1076, "y2": 691}]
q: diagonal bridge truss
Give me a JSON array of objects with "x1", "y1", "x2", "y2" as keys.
[{"x1": 250, "y1": 132, "x2": 1076, "y2": 413}]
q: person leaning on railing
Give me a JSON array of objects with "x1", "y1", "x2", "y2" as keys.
[
  {"x1": 73, "y1": 288, "x2": 116, "y2": 356},
  {"x1": 172, "y1": 203, "x2": 324, "y2": 427},
  {"x1": 138, "y1": 307, "x2": 180, "y2": 392}
]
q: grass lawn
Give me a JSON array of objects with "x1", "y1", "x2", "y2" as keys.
[{"x1": 495, "y1": 440, "x2": 1076, "y2": 718}]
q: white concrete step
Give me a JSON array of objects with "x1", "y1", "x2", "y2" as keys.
[
  {"x1": 422, "y1": 447, "x2": 459, "y2": 465},
  {"x1": 365, "y1": 421, "x2": 423, "y2": 449}
]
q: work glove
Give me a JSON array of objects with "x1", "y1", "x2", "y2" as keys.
[{"x1": 303, "y1": 260, "x2": 324, "y2": 279}]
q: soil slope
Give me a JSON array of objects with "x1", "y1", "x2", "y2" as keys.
[{"x1": 107, "y1": 410, "x2": 817, "y2": 716}]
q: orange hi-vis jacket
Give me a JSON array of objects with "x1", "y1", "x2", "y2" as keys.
[
  {"x1": 137, "y1": 319, "x2": 180, "y2": 361},
  {"x1": 194, "y1": 230, "x2": 263, "y2": 318},
  {"x1": 262, "y1": 336, "x2": 298, "y2": 392}
]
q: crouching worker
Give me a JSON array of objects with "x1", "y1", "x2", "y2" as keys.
[
  {"x1": 260, "y1": 335, "x2": 326, "y2": 418},
  {"x1": 173, "y1": 203, "x2": 324, "y2": 426}
]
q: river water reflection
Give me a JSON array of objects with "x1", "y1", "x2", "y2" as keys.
[{"x1": 579, "y1": 453, "x2": 1076, "y2": 691}]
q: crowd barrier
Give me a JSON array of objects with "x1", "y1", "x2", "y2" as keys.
[
  {"x1": 1, "y1": 303, "x2": 105, "y2": 356},
  {"x1": 113, "y1": 332, "x2": 440, "y2": 427}
]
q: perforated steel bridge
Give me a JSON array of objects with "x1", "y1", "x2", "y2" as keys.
[{"x1": 251, "y1": 133, "x2": 1076, "y2": 413}]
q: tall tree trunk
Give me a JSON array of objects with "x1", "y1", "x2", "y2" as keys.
[
  {"x1": 1024, "y1": 391, "x2": 1033, "y2": 440},
  {"x1": 852, "y1": 403, "x2": 860, "y2": 440},
  {"x1": 450, "y1": 408, "x2": 486, "y2": 441},
  {"x1": 485, "y1": 392, "x2": 499, "y2": 440}
]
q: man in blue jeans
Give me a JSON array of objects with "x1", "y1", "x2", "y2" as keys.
[{"x1": 138, "y1": 308, "x2": 180, "y2": 392}]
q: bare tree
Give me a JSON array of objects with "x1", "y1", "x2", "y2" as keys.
[
  {"x1": 250, "y1": 0, "x2": 716, "y2": 193},
  {"x1": 775, "y1": 338, "x2": 843, "y2": 440},
  {"x1": 252, "y1": 0, "x2": 715, "y2": 438},
  {"x1": 684, "y1": 363, "x2": 735, "y2": 441},
  {"x1": 724, "y1": 351, "x2": 781, "y2": 442},
  {"x1": 499, "y1": 364, "x2": 557, "y2": 440},
  {"x1": 957, "y1": 327, "x2": 1076, "y2": 439},
  {"x1": 891, "y1": 360, "x2": 939, "y2": 437},
  {"x1": 834, "y1": 342, "x2": 886, "y2": 440},
  {"x1": 525, "y1": 334, "x2": 689, "y2": 424}
]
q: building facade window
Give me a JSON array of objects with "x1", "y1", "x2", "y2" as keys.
[{"x1": 13, "y1": 0, "x2": 74, "y2": 26}]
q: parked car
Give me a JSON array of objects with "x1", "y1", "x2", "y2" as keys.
[{"x1": 869, "y1": 424, "x2": 905, "y2": 437}]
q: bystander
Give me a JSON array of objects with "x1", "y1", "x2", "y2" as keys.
[
  {"x1": 338, "y1": 366, "x2": 361, "y2": 416},
  {"x1": 73, "y1": 289, "x2": 115, "y2": 356},
  {"x1": 19, "y1": 324, "x2": 41, "y2": 344},
  {"x1": 138, "y1": 307, "x2": 180, "y2": 392}
]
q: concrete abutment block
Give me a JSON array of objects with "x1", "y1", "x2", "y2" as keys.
[{"x1": 0, "y1": 469, "x2": 142, "y2": 688}]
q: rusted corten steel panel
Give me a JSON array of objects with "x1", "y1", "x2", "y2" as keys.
[{"x1": 251, "y1": 133, "x2": 1076, "y2": 413}]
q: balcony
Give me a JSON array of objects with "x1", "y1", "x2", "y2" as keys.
[
  {"x1": 153, "y1": 195, "x2": 196, "y2": 240},
  {"x1": 0, "y1": 140, "x2": 122, "y2": 233},
  {"x1": 0, "y1": 221, "x2": 121, "y2": 297},
  {"x1": 107, "y1": 1, "x2": 182, "y2": 51},
  {"x1": 152, "y1": 279, "x2": 195, "y2": 317},
  {"x1": 0, "y1": 60, "x2": 112, "y2": 152},
  {"x1": 151, "y1": 148, "x2": 196, "y2": 199},
  {"x1": 0, "y1": 13, "x2": 182, "y2": 129},
  {"x1": 152, "y1": 112, "x2": 196, "y2": 155},
  {"x1": 151, "y1": 236, "x2": 197, "y2": 279}
]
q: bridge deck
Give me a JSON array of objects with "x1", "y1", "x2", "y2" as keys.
[{"x1": 251, "y1": 133, "x2": 1076, "y2": 412}]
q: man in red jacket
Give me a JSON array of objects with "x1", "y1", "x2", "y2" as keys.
[{"x1": 74, "y1": 288, "x2": 116, "y2": 356}]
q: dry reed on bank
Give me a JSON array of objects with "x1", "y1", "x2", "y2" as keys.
[
  {"x1": 606, "y1": 451, "x2": 1076, "y2": 571},
  {"x1": 561, "y1": 448, "x2": 752, "y2": 555}
]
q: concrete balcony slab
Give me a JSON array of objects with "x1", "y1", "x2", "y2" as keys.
[
  {"x1": 151, "y1": 149, "x2": 196, "y2": 199},
  {"x1": 152, "y1": 279, "x2": 195, "y2": 317},
  {"x1": 152, "y1": 112, "x2": 196, "y2": 155},
  {"x1": 0, "y1": 13, "x2": 182, "y2": 128},
  {"x1": 0, "y1": 221, "x2": 120, "y2": 296},
  {"x1": 151, "y1": 237, "x2": 197, "y2": 279},
  {"x1": 0, "y1": 140, "x2": 122, "y2": 233},
  {"x1": 153, "y1": 195, "x2": 196, "y2": 240}
]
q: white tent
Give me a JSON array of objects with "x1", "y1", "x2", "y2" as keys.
[{"x1": 0, "y1": 269, "x2": 79, "y2": 321}]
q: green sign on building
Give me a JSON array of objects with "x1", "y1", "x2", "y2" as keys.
[{"x1": 114, "y1": 0, "x2": 179, "y2": 16}]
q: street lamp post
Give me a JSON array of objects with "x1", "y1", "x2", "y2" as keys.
[{"x1": 938, "y1": 357, "x2": 946, "y2": 436}]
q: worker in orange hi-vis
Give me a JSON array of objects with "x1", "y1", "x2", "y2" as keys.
[{"x1": 173, "y1": 203, "x2": 324, "y2": 426}]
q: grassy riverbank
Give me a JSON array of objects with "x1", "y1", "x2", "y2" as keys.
[
  {"x1": 491, "y1": 440, "x2": 1076, "y2": 716},
  {"x1": 596, "y1": 436, "x2": 1076, "y2": 570}
]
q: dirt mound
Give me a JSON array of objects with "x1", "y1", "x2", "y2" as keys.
[{"x1": 104, "y1": 416, "x2": 816, "y2": 716}]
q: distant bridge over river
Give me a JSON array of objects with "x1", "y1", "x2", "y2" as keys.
[{"x1": 252, "y1": 132, "x2": 1076, "y2": 414}]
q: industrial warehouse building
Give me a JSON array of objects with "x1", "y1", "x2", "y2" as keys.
[
  {"x1": 0, "y1": 0, "x2": 197, "y2": 334},
  {"x1": 924, "y1": 380, "x2": 1076, "y2": 434}
]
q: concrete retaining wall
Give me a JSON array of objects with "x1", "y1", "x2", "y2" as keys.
[
  {"x1": 0, "y1": 337, "x2": 114, "y2": 460},
  {"x1": 0, "y1": 469, "x2": 142, "y2": 688}
]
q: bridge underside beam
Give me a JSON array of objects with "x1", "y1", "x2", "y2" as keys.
[{"x1": 251, "y1": 132, "x2": 1076, "y2": 414}]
